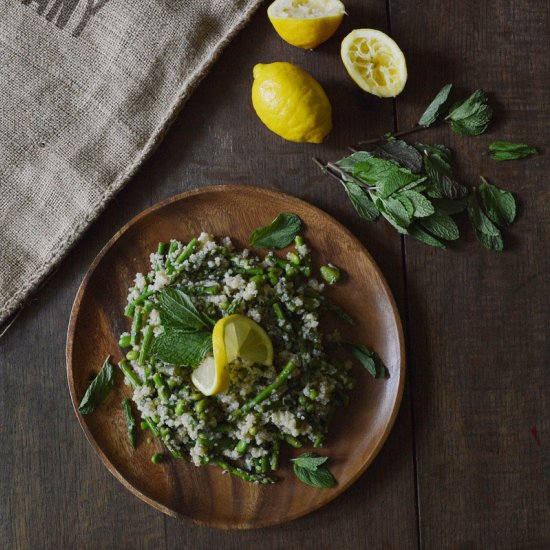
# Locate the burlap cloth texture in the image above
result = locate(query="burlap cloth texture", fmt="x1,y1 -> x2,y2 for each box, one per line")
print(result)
0,0 -> 263,325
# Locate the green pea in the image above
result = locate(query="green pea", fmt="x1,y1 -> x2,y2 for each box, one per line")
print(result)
287,252 -> 300,265
125,350 -> 139,361
320,264 -> 341,284
118,334 -> 131,348
151,453 -> 163,464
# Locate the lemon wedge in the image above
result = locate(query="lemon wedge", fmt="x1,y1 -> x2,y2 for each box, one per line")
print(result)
191,314 -> 273,396
267,0 -> 345,49
341,28 -> 407,98
252,62 -> 332,143
190,356 -> 223,397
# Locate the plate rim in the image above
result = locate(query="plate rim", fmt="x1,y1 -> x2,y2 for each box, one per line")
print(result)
66,184 -> 406,529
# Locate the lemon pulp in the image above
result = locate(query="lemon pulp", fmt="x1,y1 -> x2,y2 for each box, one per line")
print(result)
267,0 -> 345,49
341,28 -> 407,98
191,314 -> 273,396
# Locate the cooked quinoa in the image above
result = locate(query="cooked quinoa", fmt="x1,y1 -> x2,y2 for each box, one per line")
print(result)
119,232 -> 355,482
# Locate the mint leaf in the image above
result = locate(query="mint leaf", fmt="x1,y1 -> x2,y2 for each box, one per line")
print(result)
477,177 -> 516,226
419,213 -> 460,241
418,83 -> 453,127
79,357 -> 115,415
467,195 -> 503,251
415,143 -> 452,164
409,224 -> 446,249
372,139 -> 423,173
158,288 -> 214,330
476,230 -> 504,251
445,89 -> 493,136
488,141 -> 538,161
152,329 -> 212,366
383,196 -> 413,227
291,453 -> 329,470
337,152 -> 424,198
341,180 -> 379,221
423,153 -> 467,199
375,198 -> 409,234
400,190 -> 435,218
430,197 -> 468,215
249,213 -> 302,249
292,453 -> 336,489
122,398 -> 136,448
341,342 -> 389,378
396,194 -> 415,217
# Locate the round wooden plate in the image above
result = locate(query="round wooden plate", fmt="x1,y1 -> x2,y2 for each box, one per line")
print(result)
66,185 -> 405,529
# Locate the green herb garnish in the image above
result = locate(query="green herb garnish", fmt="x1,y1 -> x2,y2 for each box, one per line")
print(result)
488,141 -> 538,161
157,287 -> 214,330
445,89 -> 493,136
342,342 -> 389,379
477,177 -> 516,226
418,83 -> 453,127
78,356 -> 115,415
122,398 -> 136,448
151,329 -> 212,366
292,452 -> 336,489
249,213 -> 302,249
465,177 -> 516,252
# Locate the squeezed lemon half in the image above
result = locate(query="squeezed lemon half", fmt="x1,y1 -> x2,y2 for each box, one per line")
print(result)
252,62 -> 332,143
341,28 -> 407,98
191,314 -> 273,396
267,0 -> 346,49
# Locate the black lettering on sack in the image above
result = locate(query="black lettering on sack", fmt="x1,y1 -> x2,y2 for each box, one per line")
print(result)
21,0 -> 50,15
46,0 -> 80,30
19,0 -> 112,37
72,0 -> 110,37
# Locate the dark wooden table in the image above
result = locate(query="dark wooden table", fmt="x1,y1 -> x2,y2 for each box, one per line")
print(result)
1,1 -> 549,548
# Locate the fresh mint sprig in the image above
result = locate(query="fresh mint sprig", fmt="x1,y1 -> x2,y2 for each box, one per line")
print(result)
341,342 -> 389,379
249,212 -> 302,249
152,288 -> 214,366
157,287 -> 214,330
291,452 -> 336,489
151,329 -> 212,367
445,89 -> 493,136
418,83 -> 453,127
488,141 -> 538,161
78,356 -> 115,415
315,144 -> 517,251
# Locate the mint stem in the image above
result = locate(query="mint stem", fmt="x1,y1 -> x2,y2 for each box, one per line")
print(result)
357,124 -> 429,146
312,158 -> 376,191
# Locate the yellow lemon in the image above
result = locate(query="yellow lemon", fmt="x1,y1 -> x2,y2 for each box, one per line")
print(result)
190,355 -> 224,397
267,0 -> 346,49
252,62 -> 332,143
341,28 -> 407,98
191,314 -> 273,396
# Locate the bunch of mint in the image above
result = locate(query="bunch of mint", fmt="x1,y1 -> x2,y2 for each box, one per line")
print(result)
316,85 -> 537,251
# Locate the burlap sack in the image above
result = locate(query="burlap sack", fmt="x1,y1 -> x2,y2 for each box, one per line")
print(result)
0,0 -> 262,326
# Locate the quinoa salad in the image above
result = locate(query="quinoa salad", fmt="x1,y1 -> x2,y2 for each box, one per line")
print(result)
111,220 -> 387,485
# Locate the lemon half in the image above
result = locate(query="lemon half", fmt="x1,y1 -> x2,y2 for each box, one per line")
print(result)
252,62 -> 332,143
191,314 -> 273,396
341,28 -> 407,98
267,0 -> 345,49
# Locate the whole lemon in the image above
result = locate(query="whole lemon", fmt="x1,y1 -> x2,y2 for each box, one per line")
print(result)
251,62 -> 332,144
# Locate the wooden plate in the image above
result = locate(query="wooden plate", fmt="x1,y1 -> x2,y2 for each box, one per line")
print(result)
66,185 -> 405,529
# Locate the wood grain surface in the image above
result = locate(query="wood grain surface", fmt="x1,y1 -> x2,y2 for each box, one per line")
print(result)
66,186 -> 405,529
1,0 -> 548,547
